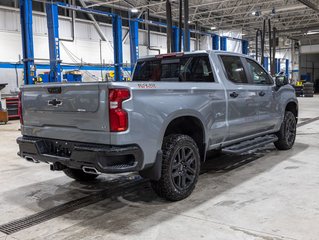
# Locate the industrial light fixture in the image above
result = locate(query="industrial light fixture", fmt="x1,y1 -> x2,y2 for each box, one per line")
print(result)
210,26 -> 216,30
306,30 -> 319,35
188,20 -> 191,24
131,8 -> 138,13
252,11 -> 260,16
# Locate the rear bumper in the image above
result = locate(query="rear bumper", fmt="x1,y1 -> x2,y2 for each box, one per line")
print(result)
17,136 -> 144,173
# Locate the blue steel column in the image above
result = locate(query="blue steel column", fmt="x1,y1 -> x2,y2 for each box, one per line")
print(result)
212,35 -> 219,50
275,58 -> 280,74
285,59 -> 289,78
220,36 -> 227,51
46,3 -> 62,82
263,57 -> 269,71
112,15 -> 123,81
129,19 -> 139,73
19,0 -> 36,84
172,27 -> 180,52
242,40 -> 248,54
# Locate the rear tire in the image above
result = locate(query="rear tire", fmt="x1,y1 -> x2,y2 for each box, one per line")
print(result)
274,111 -> 297,150
151,134 -> 200,201
63,168 -> 98,181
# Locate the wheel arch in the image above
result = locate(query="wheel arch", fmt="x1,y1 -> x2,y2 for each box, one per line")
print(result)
162,115 -> 206,162
285,101 -> 298,122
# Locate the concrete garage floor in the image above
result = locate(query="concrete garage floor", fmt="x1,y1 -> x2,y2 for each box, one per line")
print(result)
0,97 -> 319,240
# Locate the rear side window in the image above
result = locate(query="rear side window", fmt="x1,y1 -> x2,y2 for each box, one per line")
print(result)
133,55 -> 214,82
220,55 -> 248,84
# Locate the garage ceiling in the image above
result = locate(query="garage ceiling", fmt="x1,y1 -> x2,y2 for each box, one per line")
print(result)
84,0 -> 319,39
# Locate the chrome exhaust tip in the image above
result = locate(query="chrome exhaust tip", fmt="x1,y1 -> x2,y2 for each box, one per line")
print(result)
25,156 -> 39,163
82,166 -> 101,175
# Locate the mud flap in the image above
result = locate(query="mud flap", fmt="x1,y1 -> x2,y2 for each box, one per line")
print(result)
139,150 -> 163,181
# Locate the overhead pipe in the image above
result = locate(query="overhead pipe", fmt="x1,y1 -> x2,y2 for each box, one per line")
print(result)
261,19 -> 266,66
178,0 -> 183,51
271,27 -> 277,76
268,19 -> 272,71
296,0 -> 319,12
146,9 -> 161,54
184,0 -> 190,51
166,0 -> 173,53
255,29 -> 262,61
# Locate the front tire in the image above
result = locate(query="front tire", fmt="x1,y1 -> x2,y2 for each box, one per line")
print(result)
274,111 -> 297,150
63,168 -> 98,181
151,134 -> 200,201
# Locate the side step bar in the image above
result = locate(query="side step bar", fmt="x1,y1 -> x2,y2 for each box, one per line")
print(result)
222,134 -> 278,155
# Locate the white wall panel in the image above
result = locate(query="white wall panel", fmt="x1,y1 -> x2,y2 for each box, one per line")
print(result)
33,15 -> 47,35
199,35 -> 212,50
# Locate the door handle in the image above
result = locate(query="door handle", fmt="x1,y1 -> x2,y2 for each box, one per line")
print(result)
259,91 -> 266,97
230,92 -> 239,98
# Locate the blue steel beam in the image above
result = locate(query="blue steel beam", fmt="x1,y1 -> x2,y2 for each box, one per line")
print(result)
46,3 -> 62,82
263,57 -> 269,72
212,35 -> 219,50
220,36 -> 227,51
19,0 -> 36,84
112,15 -> 123,81
129,19 -> 139,73
172,26 -> 180,52
285,59 -> 289,78
242,40 -> 248,55
275,58 -> 280,74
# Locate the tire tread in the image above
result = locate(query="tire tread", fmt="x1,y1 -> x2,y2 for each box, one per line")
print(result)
151,134 -> 200,201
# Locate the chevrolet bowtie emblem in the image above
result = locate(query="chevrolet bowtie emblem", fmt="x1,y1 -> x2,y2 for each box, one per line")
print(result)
48,98 -> 62,107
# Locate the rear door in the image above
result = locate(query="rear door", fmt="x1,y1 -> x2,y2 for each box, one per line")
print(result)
133,53 -> 228,146
219,54 -> 261,141
244,58 -> 281,131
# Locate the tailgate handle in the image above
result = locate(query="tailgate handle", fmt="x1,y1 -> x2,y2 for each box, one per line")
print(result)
47,87 -> 62,94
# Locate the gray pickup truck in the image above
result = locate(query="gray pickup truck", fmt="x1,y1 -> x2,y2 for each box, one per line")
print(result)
17,50 -> 298,201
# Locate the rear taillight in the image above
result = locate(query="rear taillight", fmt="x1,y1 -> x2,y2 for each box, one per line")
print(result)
18,91 -> 23,125
109,88 -> 130,132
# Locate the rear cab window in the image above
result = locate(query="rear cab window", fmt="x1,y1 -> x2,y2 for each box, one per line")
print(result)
132,54 -> 215,82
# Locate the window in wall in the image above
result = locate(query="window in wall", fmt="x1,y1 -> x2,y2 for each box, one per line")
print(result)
220,55 -> 248,84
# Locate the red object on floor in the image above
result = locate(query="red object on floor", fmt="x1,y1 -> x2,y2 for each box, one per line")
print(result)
5,96 -> 20,120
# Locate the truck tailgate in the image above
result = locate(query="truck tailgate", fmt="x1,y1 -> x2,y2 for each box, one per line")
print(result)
22,83 -> 109,132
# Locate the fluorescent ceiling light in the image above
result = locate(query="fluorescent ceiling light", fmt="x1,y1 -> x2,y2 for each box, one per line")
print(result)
131,8 -> 138,13
307,31 -> 319,35
210,26 -> 216,30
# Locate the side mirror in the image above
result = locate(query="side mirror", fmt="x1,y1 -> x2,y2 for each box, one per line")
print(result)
275,76 -> 288,87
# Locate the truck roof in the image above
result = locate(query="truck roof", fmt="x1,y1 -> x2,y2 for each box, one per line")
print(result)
138,50 -> 248,61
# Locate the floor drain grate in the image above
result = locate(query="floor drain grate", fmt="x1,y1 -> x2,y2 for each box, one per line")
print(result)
0,178 -> 148,235
297,116 -> 319,128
